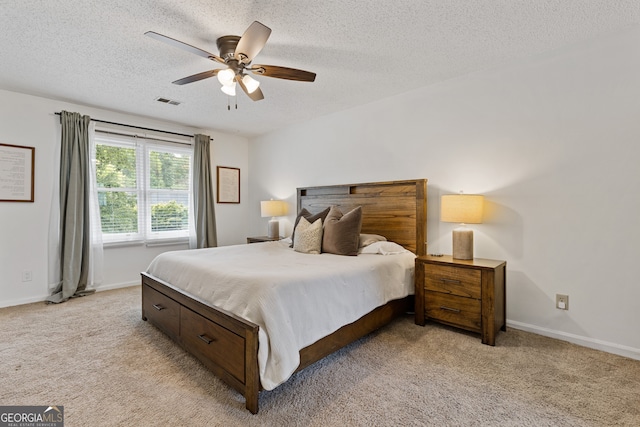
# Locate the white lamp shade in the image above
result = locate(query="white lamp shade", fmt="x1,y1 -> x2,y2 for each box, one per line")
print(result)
220,82 -> 236,96
242,74 -> 260,93
260,200 -> 286,218
440,194 -> 484,224
217,68 -> 236,86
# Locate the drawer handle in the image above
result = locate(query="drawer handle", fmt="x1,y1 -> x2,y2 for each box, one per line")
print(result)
440,278 -> 461,285
440,306 -> 461,313
152,304 -> 165,311
198,334 -> 215,345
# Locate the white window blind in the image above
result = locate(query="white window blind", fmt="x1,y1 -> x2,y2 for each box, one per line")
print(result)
93,131 -> 192,244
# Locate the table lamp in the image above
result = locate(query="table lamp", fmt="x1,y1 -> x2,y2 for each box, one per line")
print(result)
260,200 -> 287,239
440,194 -> 484,260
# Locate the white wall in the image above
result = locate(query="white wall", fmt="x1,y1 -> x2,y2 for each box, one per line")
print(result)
248,27 -> 640,359
0,89 -> 249,307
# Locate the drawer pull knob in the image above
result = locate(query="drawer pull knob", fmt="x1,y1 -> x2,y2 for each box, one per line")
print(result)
440,278 -> 461,285
198,334 -> 215,345
440,306 -> 461,313
153,304 -> 165,311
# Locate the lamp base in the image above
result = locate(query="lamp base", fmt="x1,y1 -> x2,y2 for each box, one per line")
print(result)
452,227 -> 473,260
267,219 -> 280,239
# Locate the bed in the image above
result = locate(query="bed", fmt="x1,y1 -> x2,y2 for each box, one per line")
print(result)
141,179 -> 427,413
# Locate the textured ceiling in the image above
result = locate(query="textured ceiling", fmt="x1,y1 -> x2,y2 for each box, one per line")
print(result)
1,1 -> 639,137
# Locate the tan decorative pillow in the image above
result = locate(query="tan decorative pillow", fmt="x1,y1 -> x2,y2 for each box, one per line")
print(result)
290,207 -> 331,248
292,217 -> 323,254
322,206 -> 363,256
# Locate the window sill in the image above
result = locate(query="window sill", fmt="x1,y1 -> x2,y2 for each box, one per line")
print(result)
145,238 -> 189,247
103,240 -> 145,249
103,238 -> 189,249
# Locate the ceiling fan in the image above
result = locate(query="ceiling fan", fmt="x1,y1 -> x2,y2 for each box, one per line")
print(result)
145,21 -> 316,103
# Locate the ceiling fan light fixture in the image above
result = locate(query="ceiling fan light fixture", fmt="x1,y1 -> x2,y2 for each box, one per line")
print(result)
220,82 -> 236,96
217,68 -> 236,86
242,74 -> 260,94
147,21 -> 315,104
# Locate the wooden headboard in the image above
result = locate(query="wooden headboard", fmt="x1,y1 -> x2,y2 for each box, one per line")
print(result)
297,179 -> 427,256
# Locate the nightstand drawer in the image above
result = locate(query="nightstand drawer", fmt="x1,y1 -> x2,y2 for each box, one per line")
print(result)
425,291 -> 481,332
423,264 -> 481,299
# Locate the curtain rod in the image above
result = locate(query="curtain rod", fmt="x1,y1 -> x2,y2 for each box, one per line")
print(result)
94,129 -> 192,146
54,112 -> 193,138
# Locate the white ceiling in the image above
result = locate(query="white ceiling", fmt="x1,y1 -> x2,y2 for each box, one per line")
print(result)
1,1 -> 639,138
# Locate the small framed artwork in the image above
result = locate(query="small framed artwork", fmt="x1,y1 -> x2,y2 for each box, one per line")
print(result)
0,143 -> 35,202
217,166 -> 240,204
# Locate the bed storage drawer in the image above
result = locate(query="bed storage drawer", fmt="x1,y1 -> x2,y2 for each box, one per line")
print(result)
180,307 -> 246,383
424,291 -> 481,333
143,285 -> 180,340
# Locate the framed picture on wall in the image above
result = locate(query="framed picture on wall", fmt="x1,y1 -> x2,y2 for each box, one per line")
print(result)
0,143 -> 35,202
217,166 -> 240,204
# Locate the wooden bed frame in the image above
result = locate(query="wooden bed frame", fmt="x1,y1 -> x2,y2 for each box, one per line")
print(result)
141,179 -> 427,413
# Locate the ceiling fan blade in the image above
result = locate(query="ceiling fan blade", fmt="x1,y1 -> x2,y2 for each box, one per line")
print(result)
250,64 -> 316,82
145,31 -> 225,63
236,75 -> 264,101
234,21 -> 271,64
172,69 -> 220,85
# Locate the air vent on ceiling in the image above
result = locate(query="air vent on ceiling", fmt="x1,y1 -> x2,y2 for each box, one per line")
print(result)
155,97 -> 181,106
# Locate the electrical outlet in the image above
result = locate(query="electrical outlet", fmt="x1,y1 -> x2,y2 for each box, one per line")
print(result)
556,294 -> 569,310
22,270 -> 33,282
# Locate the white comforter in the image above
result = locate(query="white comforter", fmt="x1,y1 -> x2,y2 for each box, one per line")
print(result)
146,240 -> 415,390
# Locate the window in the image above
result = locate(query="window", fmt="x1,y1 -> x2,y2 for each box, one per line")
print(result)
94,133 -> 192,243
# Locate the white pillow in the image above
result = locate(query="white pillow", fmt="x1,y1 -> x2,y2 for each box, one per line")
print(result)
359,233 -> 387,248
359,241 -> 408,255
279,236 -> 293,245
292,217 -> 323,254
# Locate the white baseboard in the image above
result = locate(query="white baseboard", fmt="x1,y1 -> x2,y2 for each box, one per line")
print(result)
0,293 -> 51,308
0,281 -> 139,308
95,281 -> 140,292
508,320 -> 640,361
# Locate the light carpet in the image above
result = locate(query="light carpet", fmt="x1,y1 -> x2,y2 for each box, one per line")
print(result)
1,286 -> 638,426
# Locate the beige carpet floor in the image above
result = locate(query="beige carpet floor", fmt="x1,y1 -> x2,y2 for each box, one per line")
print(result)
1,286 -> 638,426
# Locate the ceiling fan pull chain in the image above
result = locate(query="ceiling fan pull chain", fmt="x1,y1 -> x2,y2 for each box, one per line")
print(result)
227,96 -> 230,111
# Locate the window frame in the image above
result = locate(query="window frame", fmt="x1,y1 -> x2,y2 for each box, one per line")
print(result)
145,144 -> 192,242
94,133 -> 193,245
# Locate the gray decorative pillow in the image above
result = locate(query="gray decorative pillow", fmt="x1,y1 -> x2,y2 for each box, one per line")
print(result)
290,207 -> 330,247
322,206 -> 363,256
293,217 -> 323,254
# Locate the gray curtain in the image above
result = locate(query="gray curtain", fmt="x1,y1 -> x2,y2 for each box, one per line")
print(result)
192,134 -> 217,248
47,111 -> 96,303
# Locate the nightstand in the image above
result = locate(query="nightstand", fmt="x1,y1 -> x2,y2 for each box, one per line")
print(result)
415,255 -> 506,346
246,236 -> 281,244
